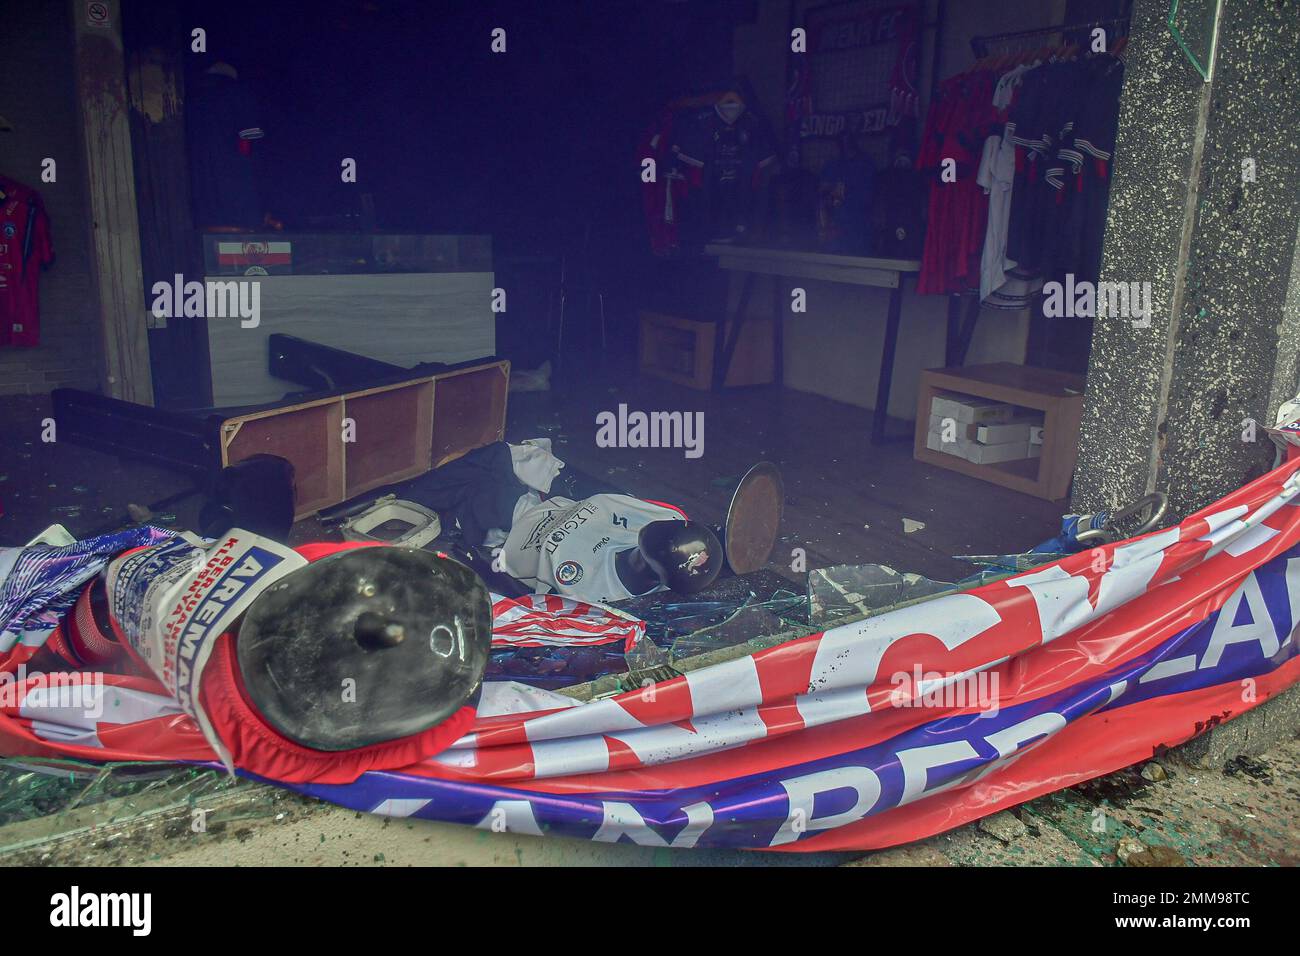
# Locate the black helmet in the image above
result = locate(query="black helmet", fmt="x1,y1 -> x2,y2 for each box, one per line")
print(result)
638,520 -> 723,594
236,547 -> 491,751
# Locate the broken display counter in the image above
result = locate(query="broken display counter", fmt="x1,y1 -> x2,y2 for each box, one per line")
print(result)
217,358 -> 508,518
50,353 -> 510,520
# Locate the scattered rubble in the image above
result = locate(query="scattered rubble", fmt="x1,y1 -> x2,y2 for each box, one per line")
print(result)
977,810 -> 1027,843
1140,761 -> 1168,782
1223,754 -> 1273,782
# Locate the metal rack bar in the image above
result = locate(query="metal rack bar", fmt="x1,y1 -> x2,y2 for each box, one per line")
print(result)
970,16 -> 1131,59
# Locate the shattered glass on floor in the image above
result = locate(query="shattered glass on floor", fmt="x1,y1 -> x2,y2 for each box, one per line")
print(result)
0,757 -> 246,845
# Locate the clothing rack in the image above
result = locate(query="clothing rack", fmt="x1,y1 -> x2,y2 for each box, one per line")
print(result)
970,17 -> 1131,60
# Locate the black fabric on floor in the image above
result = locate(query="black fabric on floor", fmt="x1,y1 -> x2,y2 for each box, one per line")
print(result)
329,441 -> 527,546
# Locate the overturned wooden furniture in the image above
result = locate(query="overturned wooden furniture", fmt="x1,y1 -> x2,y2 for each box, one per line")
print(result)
52,338 -> 510,519
219,361 -> 507,517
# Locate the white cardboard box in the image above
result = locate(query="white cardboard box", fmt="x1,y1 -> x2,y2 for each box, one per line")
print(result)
926,430 -> 966,457
931,391 -> 1017,425
976,417 -> 1041,444
928,413 -> 977,441
965,439 -> 1033,464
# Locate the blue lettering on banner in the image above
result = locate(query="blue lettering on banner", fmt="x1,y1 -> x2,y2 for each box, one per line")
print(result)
173,546 -> 287,715
112,537 -> 192,640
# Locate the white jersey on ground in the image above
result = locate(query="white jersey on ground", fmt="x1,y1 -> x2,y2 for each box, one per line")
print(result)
498,493 -> 685,605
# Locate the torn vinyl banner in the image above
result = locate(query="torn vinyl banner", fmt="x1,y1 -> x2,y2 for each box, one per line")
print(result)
3,459 -> 1300,850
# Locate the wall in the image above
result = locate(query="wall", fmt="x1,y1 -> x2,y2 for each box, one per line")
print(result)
0,2 -> 101,396
733,0 -> 1067,419
1071,0 -> 1300,518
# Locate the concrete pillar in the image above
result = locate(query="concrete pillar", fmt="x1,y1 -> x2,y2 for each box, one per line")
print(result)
1071,0 -> 1300,518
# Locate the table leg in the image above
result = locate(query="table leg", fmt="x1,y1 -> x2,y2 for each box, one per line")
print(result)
771,276 -> 785,387
714,271 -> 755,389
871,281 -> 904,444
945,293 -> 981,367
945,294 -> 961,366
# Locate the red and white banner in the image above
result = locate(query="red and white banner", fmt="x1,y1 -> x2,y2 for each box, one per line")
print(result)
3,459 -> 1300,850
489,592 -> 644,651
215,241 -> 291,267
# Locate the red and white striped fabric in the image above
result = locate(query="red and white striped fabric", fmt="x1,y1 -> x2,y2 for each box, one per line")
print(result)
489,592 -> 644,652
5,460 -> 1300,850
215,241 -> 290,267
428,458 -> 1300,791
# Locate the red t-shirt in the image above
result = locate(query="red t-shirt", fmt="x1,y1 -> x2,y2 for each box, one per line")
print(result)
0,176 -> 52,348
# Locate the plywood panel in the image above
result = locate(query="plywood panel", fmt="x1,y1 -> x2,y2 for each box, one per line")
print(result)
217,361 -> 507,517
912,364 -> 1083,501
206,272 -> 496,405
431,361 -> 509,467
638,311 -> 773,389
343,380 -> 435,498
222,400 -> 345,517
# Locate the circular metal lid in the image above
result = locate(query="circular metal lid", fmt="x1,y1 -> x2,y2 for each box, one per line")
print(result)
724,461 -> 785,575
236,547 -> 491,751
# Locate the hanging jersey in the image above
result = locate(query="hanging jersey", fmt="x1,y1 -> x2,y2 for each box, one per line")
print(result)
186,72 -> 263,229
672,104 -> 777,240
498,493 -> 686,605
0,176 -> 53,348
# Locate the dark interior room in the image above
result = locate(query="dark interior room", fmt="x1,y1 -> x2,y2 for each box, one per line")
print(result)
1,0 -> 1297,879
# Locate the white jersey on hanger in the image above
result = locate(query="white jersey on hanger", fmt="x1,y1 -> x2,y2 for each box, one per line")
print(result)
498,493 -> 686,605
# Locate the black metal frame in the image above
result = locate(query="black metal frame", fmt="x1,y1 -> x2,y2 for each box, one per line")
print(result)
50,388 -> 226,477
52,337 -> 501,477
970,15 -> 1131,59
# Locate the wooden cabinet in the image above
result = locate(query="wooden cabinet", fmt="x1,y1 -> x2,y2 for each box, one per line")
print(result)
220,359 -> 509,518
637,310 -> 773,389
913,363 -> 1085,501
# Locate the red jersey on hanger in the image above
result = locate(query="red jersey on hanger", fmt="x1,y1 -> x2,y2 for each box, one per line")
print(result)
0,176 -> 53,348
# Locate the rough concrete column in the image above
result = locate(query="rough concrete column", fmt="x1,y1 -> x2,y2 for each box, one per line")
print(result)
1072,0 -> 1300,518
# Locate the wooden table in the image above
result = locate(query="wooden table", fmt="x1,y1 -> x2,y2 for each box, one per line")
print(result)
912,362 -> 1086,501
705,245 -> 981,444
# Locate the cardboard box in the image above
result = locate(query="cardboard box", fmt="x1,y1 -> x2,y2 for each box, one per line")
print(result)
965,440 -> 1033,465
976,417 -> 1042,444
926,430 -> 966,457
930,430 -> 1035,464
928,413 -> 977,441
931,391 -> 1017,425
